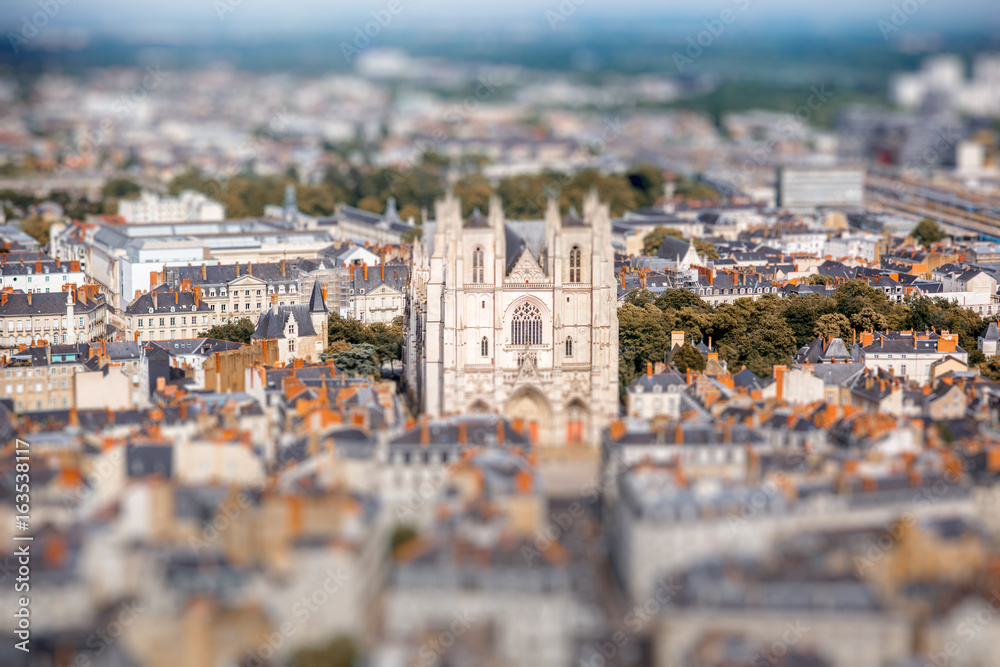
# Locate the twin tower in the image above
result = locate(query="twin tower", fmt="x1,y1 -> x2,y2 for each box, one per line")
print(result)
405,191 -> 620,447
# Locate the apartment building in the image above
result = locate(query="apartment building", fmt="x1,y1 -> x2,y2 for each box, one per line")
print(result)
0,254 -> 86,293
855,329 -> 968,384
123,284 -> 213,343
0,285 -> 107,350
348,263 -> 408,324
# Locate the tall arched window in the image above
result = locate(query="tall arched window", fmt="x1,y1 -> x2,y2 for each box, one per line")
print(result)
565,336 -> 573,356
510,302 -> 542,345
481,336 -> 489,357
569,245 -> 582,283
472,246 -> 484,283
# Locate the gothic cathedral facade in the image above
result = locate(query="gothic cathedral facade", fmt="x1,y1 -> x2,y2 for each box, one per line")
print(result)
405,191 -> 619,446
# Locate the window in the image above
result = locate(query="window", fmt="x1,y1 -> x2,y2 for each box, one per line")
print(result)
565,337 -> 573,356
510,301 -> 542,345
169,318 -> 176,326
569,246 -> 582,283
181,317 -> 186,325
159,318 -> 165,326
288,340 -> 295,352
138,319 -> 143,327
481,337 -> 489,357
472,246 -> 485,283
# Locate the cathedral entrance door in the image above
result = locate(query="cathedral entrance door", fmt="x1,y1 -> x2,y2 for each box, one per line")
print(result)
504,388 -> 552,447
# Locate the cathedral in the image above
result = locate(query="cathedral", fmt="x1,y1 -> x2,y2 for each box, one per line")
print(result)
404,191 -> 620,446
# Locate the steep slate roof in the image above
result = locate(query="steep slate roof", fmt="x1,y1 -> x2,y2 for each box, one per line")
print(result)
629,370 -> 687,392
124,285 -> 211,316
307,280 -> 328,313
349,264 -> 408,294
464,208 -> 489,229
252,305 -> 317,340
148,338 -> 244,358
0,290 -> 104,316
656,235 -> 692,261
732,367 -> 764,391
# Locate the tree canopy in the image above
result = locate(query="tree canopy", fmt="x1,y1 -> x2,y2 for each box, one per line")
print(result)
200,318 -> 256,344
616,284 -> 990,402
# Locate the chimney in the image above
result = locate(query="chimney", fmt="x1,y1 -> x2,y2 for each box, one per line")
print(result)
458,421 -> 468,444
381,264 -> 385,280
647,361 -> 653,377
152,291 -> 158,309
420,418 -> 429,446
201,264 -> 207,280
194,286 -> 201,307
174,291 -> 178,304
235,262 -> 240,276
859,331 -> 875,347
774,365 -> 786,400
620,273 -> 626,289
280,259 -> 286,277
248,263 -> 253,276
937,331 -> 958,353
363,263 -> 368,280
35,261 -> 41,273
26,292 -> 31,306
270,293 -> 278,315
150,270 -> 159,288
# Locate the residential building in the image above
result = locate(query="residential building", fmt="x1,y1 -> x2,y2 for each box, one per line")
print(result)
855,330 -> 968,384
251,281 -> 330,363
0,285 -> 107,349
123,284 -> 213,342
117,190 -> 226,223
0,254 -> 86,293
347,263 -> 408,324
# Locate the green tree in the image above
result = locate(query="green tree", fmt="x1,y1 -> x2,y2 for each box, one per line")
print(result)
333,343 -> 380,377
290,636 -> 358,667
806,273 -> 834,286
780,294 -> 836,348
851,306 -> 888,333
642,227 -> 669,256
328,313 -> 372,347
655,289 -> 712,313
618,303 -> 671,396
102,178 -> 141,199
979,355 -> 1000,381
968,349 -> 986,367
201,318 -> 255,344
625,164 -> 665,208
813,313 -> 852,341
19,215 -> 51,247
912,218 -> 946,248
673,343 -> 706,374
453,174 -> 494,217
833,279 -> 892,321
369,316 -> 405,369
693,239 -> 719,260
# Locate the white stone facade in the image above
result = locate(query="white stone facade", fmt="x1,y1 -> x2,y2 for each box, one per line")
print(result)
406,193 -> 619,447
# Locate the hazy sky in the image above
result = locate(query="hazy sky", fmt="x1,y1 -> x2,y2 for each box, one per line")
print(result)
3,0 -> 999,36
